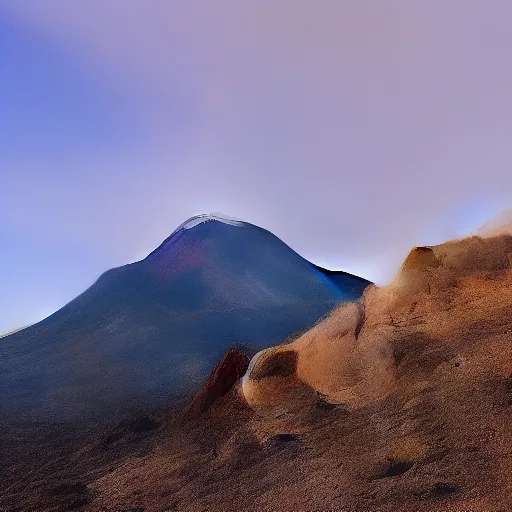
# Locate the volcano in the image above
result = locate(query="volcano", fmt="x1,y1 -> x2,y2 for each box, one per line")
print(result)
0,214 -> 369,420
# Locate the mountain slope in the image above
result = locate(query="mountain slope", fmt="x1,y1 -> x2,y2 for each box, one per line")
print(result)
0,214 -> 369,420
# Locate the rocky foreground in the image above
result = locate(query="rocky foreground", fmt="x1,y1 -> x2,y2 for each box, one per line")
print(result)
3,233 -> 512,511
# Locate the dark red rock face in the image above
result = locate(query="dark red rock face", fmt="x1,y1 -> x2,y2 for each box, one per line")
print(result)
183,348 -> 250,419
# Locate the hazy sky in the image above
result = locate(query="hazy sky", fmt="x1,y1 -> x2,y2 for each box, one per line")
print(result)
2,1 -> 512,332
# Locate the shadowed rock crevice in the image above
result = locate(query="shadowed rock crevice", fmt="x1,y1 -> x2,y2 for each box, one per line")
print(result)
415,482 -> 459,500
432,482 -> 458,497
315,392 -> 338,410
379,459 -> 414,478
354,302 -> 366,339
250,350 -> 298,380
264,433 -> 302,456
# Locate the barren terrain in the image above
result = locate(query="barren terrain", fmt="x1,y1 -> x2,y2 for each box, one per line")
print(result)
3,233 -> 512,511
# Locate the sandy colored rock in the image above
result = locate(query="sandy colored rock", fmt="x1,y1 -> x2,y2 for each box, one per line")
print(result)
243,300 -> 395,411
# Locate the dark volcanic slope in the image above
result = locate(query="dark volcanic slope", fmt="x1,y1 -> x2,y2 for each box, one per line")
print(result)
0,215 -> 370,420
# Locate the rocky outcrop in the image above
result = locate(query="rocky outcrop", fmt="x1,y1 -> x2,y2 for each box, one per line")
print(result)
242,299 -> 395,414
182,348 -> 250,419
243,233 -> 512,418
400,246 -> 439,272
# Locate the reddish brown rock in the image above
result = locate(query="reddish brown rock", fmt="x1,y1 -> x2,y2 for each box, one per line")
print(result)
182,347 -> 250,419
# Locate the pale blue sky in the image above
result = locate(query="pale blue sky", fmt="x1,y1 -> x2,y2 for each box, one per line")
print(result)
2,1 -> 512,332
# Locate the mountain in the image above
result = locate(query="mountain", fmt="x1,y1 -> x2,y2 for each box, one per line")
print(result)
0,214 -> 370,420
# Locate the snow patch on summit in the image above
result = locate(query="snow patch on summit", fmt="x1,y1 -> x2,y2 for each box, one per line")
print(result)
168,213 -> 244,239
182,213 -> 244,230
